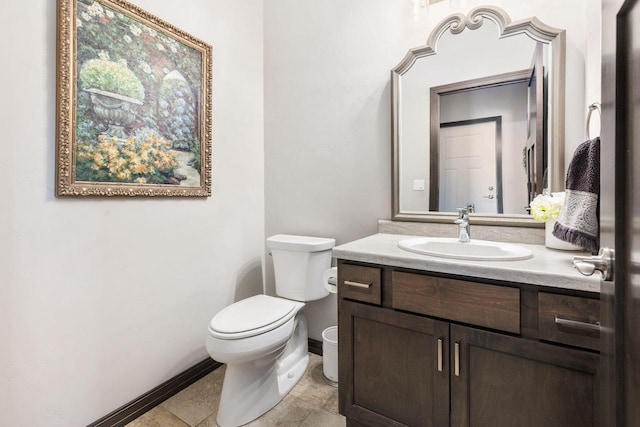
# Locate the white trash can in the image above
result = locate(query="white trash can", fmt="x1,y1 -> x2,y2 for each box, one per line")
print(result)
322,326 -> 338,387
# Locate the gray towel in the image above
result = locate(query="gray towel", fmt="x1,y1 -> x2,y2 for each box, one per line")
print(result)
552,138 -> 600,251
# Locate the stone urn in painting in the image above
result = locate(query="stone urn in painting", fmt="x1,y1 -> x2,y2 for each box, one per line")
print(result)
85,88 -> 143,138
79,59 -> 145,139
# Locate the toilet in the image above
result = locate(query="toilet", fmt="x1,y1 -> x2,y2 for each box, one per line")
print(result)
206,234 -> 335,427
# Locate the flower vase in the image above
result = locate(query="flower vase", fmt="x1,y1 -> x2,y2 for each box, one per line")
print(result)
545,220 -> 583,250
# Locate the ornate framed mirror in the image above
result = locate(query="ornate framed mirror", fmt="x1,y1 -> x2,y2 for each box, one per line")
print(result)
392,6 -> 565,226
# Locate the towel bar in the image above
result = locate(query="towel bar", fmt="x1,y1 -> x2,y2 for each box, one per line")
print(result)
586,102 -> 601,140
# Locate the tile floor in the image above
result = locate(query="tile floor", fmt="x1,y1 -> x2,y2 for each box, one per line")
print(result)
125,354 -> 345,427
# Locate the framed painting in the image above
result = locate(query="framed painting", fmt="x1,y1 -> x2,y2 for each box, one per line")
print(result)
56,0 -> 212,197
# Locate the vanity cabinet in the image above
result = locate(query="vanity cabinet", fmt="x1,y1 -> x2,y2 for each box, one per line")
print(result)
338,261 -> 600,427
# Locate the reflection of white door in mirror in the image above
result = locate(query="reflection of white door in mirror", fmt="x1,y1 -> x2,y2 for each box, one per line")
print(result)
439,121 -> 498,214
428,72 -> 530,215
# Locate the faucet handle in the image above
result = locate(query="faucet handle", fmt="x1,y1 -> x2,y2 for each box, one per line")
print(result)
465,203 -> 475,213
456,207 -> 469,219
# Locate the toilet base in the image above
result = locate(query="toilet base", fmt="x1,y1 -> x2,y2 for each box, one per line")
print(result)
215,315 -> 309,427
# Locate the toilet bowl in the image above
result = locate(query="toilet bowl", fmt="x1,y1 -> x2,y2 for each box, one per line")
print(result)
206,295 -> 308,427
206,235 -> 335,427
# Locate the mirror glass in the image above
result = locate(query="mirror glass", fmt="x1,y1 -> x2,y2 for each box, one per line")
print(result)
392,6 -> 565,225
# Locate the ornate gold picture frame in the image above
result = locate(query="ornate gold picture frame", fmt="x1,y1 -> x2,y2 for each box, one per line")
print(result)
56,0 -> 212,197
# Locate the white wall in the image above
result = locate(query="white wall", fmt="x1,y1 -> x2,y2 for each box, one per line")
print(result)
264,0 -> 600,340
585,0 -> 603,140
264,0 -> 400,340
0,1 -> 264,425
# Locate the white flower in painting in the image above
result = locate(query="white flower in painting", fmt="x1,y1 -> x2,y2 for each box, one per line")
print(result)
129,24 -> 142,36
105,9 -> 114,19
117,58 -> 128,68
156,43 -> 166,52
162,67 -> 170,74
98,50 -> 110,61
76,17 -> 83,28
170,41 -> 181,52
147,27 -> 157,37
81,12 -> 92,21
123,35 -> 132,44
139,62 -> 152,74
87,2 -> 105,17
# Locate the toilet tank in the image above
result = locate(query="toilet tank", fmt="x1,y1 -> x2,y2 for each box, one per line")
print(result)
267,234 -> 335,302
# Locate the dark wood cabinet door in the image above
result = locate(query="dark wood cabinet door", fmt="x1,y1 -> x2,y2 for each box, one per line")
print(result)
450,324 -> 599,427
339,299 -> 449,427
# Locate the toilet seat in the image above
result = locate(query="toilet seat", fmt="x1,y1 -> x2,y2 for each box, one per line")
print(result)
209,295 -> 302,340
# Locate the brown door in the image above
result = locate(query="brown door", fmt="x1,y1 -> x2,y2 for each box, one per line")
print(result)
450,324 -> 599,427
601,0 -> 640,425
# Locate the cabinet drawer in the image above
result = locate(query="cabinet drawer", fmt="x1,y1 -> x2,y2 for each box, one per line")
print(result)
339,264 -> 381,305
538,293 -> 600,351
392,271 -> 520,334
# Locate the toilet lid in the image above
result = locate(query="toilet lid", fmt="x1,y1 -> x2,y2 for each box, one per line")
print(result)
210,295 -> 299,336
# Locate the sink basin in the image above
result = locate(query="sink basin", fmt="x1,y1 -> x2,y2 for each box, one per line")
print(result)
398,237 -> 534,261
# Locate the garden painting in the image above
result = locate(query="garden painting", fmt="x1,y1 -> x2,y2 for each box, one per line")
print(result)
56,0 -> 212,197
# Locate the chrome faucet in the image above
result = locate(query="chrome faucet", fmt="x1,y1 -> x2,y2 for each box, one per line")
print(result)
455,207 -> 471,242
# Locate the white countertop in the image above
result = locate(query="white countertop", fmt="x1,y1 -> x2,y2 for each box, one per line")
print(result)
332,233 -> 600,294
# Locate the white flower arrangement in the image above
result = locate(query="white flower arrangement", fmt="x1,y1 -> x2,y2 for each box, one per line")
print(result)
530,192 -> 565,222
